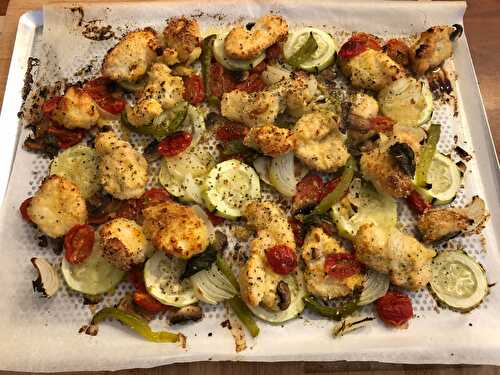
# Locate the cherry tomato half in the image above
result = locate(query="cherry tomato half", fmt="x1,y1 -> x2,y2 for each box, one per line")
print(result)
321,177 -> 341,200
215,121 -> 249,143
383,39 -> 410,67
20,197 -> 33,223
292,175 -> 324,212
265,245 -> 297,275
115,198 -> 143,221
324,252 -> 362,279
338,33 -> 381,60
41,96 -> 62,117
406,190 -> 432,215
288,218 -> 305,247
64,224 -> 95,264
183,74 -> 205,105
368,116 -> 394,133
157,131 -> 192,157
46,126 -> 85,149
376,290 -> 413,327
128,266 -> 146,291
83,77 -> 126,114
133,290 -> 168,313
209,63 -> 236,98
204,209 -> 225,226
141,188 -> 171,209
266,43 -> 283,61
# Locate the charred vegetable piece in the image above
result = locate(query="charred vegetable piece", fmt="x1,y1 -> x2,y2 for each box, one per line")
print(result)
415,123 -> 441,187
303,294 -> 359,321
31,257 -> 60,298
169,305 -> 203,324
201,34 -> 218,105
91,307 -> 182,343
389,142 -> 415,177
286,32 -> 318,68
333,315 -> 374,337
181,246 -> 217,279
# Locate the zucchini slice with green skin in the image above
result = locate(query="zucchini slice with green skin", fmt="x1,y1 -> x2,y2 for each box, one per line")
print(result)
429,250 -> 489,312
378,77 -> 433,127
246,271 -> 306,323
331,178 -> 397,239
50,145 -> 100,199
144,251 -> 198,308
203,159 -> 261,219
61,235 -> 125,296
283,27 -> 337,72
414,152 -> 461,205
213,33 -> 265,71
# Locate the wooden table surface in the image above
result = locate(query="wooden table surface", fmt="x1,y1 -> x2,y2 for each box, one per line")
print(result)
0,1 -> 499,374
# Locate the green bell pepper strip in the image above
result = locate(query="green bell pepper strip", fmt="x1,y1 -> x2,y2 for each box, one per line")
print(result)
303,295 -> 359,321
287,32 -> 318,68
216,255 -> 259,337
121,104 -> 188,141
304,157 -> 356,220
201,34 -> 219,106
415,123 -> 441,187
228,296 -> 260,337
91,307 -> 181,343
216,255 -> 240,292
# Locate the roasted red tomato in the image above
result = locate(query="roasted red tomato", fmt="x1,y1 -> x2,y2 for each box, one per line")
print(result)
376,290 -> 413,327
265,245 -> 297,275
46,126 -> 85,149
368,116 -> 394,133
183,74 -> 205,105
383,39 -> 410,67
407,190 -> 432,215
204,209 -> 225,226
235,74 -> 267,93
266,43 -> 283,61
83,77 -> 126,114
115,198 -> 143,221
339,33 -> 381,60
321,177 -> 341,200
324,252 -> 362,279
141,188 -> 171,208
19,197 -> 33,223
292,174 -> 325,213
41,96 -> 62,118
157,131 -> 192,157
215,121 -> 249,143
133,290 -> 168,313
128,266 -> 146,291
64,224 -> 95,264
209,63 -> 236,98
288,218 -> 305,247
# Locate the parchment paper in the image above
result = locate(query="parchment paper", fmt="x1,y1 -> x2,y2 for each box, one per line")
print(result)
2,1 -> 500,372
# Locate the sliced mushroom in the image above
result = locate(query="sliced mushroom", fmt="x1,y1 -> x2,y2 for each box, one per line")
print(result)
212,230 -> 228,253
169,305 -> 203,324
31,257 -> 60,298
276,280 -> 291,311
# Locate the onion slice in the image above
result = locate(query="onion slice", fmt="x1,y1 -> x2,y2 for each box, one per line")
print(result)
268,152 -> 298,197
253,157 -> 272,185
358,270 -> 390,306
192,204 -> 215,241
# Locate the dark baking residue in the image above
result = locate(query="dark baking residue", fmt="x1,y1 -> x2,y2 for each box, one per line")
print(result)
22,57 -> 40,101
454,146 -> 472,161
221,319 -> 232,329
69,6 -> 115,41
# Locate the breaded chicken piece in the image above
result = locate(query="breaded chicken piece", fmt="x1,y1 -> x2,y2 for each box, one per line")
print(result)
224,15 -> 288,60
360,126 -> 424,198
360,145 -> 413,199
142,201 -> 209,259
95,132 -> 148,200
27,175 -> 87,238
273,74 -> 319,119
340,48 -> 406,91
347,92 -> 379,130
102,29 -> 160,82
50,87 -> 99,130
221,89 -> 281,127
410,26 -> 456,76
163,17 -> 201,64
417,196 -> 489,243
126,63 -> 185,127
293,111 -> 349,172
302,227 -> 364,300
239,201 -> 296,310
354,224 -> 435,290
243,124 -> 295,157
99,218 -> 150,271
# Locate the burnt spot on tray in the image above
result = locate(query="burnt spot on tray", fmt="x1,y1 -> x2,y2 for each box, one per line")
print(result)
22,57 -> 40,101
69,6 -> 115,41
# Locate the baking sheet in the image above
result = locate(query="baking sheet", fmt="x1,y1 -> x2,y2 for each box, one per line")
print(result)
1,1 -> 500,372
